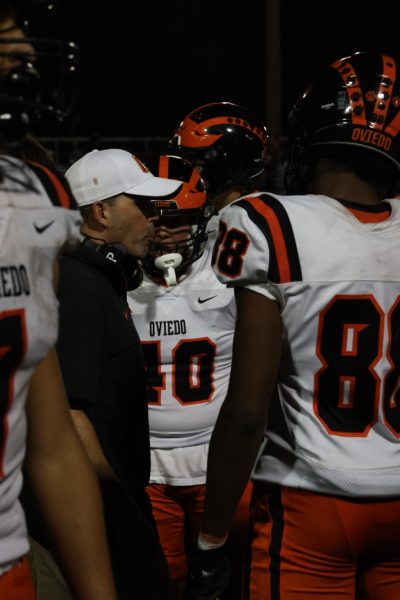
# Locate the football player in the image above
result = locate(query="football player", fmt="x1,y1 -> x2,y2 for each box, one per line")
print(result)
189,51 -> 400,599
129,119 -> 267,597
128,154 -> 249,597
167,102 -> 268,597
0,2 -> 116,598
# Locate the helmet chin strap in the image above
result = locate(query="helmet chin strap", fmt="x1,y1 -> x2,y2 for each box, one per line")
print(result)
154,253 -> 183,287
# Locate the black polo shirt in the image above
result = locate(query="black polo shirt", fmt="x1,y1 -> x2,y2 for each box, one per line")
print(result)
57,243 -> 150,495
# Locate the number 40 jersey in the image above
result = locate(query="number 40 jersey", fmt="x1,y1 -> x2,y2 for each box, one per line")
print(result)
213,191 -> 400,498
128,239 -> 236,451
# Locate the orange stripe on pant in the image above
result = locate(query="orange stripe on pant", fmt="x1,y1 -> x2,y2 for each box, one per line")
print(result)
247,485 -> 400,599
0,556 -> 36,600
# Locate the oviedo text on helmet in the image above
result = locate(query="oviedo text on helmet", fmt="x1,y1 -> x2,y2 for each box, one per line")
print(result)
351,128 -> 392,150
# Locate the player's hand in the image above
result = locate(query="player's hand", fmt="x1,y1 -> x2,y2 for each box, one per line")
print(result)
184,544 -> 230,600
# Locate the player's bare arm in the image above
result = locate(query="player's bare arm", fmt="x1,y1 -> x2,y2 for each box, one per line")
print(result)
24,348 -> 117,600
70,409 -> 120,482
201,287 -> 282,538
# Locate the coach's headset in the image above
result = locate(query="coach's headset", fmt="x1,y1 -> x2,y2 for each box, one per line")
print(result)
81,234 -> 144,290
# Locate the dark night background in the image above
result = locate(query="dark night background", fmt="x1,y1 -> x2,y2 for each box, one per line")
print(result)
32,1 -> 400,144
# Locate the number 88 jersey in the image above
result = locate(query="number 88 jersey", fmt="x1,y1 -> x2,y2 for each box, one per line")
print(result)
213,191 -> 400,498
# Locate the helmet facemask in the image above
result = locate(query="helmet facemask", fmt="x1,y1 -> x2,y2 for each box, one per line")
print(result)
140,155 -> 213,286
0,32 -> 79,144
142,207 -> 212,286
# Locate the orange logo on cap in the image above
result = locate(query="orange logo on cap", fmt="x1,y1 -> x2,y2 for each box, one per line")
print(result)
131,155 -> 149,173
154,201 -> 172,207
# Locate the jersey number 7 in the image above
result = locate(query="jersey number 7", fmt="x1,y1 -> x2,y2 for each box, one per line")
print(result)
0,310 -> 27,477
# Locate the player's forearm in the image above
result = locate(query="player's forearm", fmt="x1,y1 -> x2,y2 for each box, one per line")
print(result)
70,409 -> 119,482
202,289 -> 281,539
202,401 -> 265,538
26,427 -> 117,600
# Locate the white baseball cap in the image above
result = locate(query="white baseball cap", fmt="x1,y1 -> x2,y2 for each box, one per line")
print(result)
65,148 -> 182,207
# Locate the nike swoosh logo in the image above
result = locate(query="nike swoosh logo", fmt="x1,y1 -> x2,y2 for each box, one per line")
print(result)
198,295 -> 217,304
34,220 -> 55,234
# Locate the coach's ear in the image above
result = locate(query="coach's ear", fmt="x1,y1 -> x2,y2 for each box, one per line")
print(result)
90,200 -> 110,228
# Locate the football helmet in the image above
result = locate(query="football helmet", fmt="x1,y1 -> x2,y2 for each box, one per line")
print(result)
285,51 -> 400,195
168,102 -> 268,198
0,1 -> 79,145
141,155 -> 213,286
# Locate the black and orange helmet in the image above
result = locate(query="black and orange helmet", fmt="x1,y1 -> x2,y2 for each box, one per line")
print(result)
285,51 -> 400,195
169,102 -> 268,198
141,155 -> 213,278
0,0 -> 79,145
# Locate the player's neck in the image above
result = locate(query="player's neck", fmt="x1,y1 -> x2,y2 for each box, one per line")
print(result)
212,189 -> 242,212
309,168 -> 381,206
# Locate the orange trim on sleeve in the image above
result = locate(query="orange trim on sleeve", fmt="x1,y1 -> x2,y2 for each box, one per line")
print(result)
246,196 -> 291,283
30,162 -> 73,209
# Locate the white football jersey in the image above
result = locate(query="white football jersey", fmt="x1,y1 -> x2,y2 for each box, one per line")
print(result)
0,157 -> 81,564
128,232 -> 236,451
213,191 -> 400,497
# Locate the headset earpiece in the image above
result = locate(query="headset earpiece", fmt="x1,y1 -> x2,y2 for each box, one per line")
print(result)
81,236 -> 143,290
